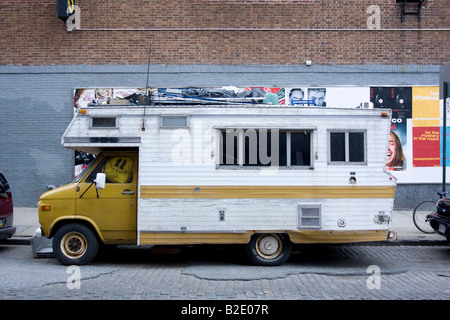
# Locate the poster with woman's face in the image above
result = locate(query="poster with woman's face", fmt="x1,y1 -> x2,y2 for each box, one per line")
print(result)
387,130 -> 405,171
371,87 -> 411,171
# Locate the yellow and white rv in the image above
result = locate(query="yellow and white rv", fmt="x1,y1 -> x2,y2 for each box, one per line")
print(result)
37,103 -> 396,265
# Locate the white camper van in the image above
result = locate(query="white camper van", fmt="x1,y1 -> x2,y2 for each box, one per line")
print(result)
37,104 -> 396,265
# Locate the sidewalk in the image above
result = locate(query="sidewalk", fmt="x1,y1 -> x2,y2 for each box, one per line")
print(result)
6,207 -> 449,245
388,209 -> 446,244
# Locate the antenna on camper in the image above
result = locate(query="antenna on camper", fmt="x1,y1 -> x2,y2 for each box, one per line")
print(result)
142,44 -> 152,131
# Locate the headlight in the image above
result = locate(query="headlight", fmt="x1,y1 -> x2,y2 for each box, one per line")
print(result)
40,205 -> 52,211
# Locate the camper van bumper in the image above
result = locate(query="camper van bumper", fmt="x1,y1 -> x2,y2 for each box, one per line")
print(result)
388,231 -> 397,241
31,228 -> 54,258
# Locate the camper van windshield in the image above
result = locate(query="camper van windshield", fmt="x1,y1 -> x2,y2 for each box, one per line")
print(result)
72,159 -> 96,183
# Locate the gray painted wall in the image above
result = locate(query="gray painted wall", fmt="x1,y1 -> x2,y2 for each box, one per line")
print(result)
0,64 -> 442,208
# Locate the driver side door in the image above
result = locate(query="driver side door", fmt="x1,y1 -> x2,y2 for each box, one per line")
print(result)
76,153 -> 138,244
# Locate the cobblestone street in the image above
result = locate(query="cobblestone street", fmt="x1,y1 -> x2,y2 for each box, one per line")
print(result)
1,244 -> 450,301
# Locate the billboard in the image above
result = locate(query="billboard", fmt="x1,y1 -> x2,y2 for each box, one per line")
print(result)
73,85 -> 445,184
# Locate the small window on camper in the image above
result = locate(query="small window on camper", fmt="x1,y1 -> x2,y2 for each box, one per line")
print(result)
298,205 -> 321,229
160,116 -> 189,128
91,117 -> 117,128
218,129 -> 312,167
329,130 -> 366,165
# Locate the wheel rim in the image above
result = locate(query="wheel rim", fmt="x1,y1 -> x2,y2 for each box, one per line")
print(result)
61,231 -> 88,259
255,234 -> 282,259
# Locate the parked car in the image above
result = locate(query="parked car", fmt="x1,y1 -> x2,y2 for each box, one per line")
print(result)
429,197 -> 450,242
0,172 -> 16,240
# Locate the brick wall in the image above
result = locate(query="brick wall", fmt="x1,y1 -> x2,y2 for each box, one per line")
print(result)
0,0 -> 448,207
1,0 -> 449,66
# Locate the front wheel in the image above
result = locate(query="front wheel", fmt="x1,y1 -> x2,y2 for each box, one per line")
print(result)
246,233 -> 292,266
413,201 -> 436,234
53,223 -> 99,265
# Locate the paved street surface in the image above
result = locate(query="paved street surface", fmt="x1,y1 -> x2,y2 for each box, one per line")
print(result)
1,243 -> 450,301
1,207 -> 449,305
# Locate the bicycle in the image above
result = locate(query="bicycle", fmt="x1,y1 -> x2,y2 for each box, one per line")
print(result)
413,191 -> 448,233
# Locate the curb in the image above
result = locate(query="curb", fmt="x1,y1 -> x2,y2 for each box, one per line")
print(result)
1,237 -> 32,246
355,239 -> 449,246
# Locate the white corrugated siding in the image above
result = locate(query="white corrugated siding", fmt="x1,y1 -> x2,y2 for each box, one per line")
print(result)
62,106 -> 395,234
138,198 -> 393,232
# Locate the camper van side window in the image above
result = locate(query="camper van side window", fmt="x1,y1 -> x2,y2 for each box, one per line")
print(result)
160,116 -> 189,128
85,157 -> 134,183
218,129 -> 312,168
91,117 -> 118,128
329,130 -> 366,165
298,204 -> 321,229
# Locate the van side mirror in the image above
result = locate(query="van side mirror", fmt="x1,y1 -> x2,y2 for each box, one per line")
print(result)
95,173 -> 106,190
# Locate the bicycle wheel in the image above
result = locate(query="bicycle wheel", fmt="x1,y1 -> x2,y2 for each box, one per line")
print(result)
413,201 -> 436,234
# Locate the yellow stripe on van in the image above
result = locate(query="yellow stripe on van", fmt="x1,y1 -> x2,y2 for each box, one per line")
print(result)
138,229 -> 389,245
139,231 -> 253,245
140,185 -> 395,199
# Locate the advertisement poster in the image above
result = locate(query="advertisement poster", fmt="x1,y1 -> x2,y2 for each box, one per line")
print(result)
244,87 -> 285,105
74,88 -> 146,109
73,86 -> 443,183
76,87 -> 368,109
371,87 -> 412,171
286,88 -> 327,106
441,127 -> 450,167
412,87 -> 440,167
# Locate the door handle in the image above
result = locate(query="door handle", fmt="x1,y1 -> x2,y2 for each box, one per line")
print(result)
122,190 -> 135,195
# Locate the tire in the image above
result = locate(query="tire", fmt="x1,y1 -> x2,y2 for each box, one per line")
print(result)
246,233 -> 292,266
413,201 -> 436,234
53,223 -> 99,265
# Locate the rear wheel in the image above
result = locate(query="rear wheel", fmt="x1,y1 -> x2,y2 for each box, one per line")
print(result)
246,233 -> 292,266
53,223 -> 99,265
413,201 -> 436,234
